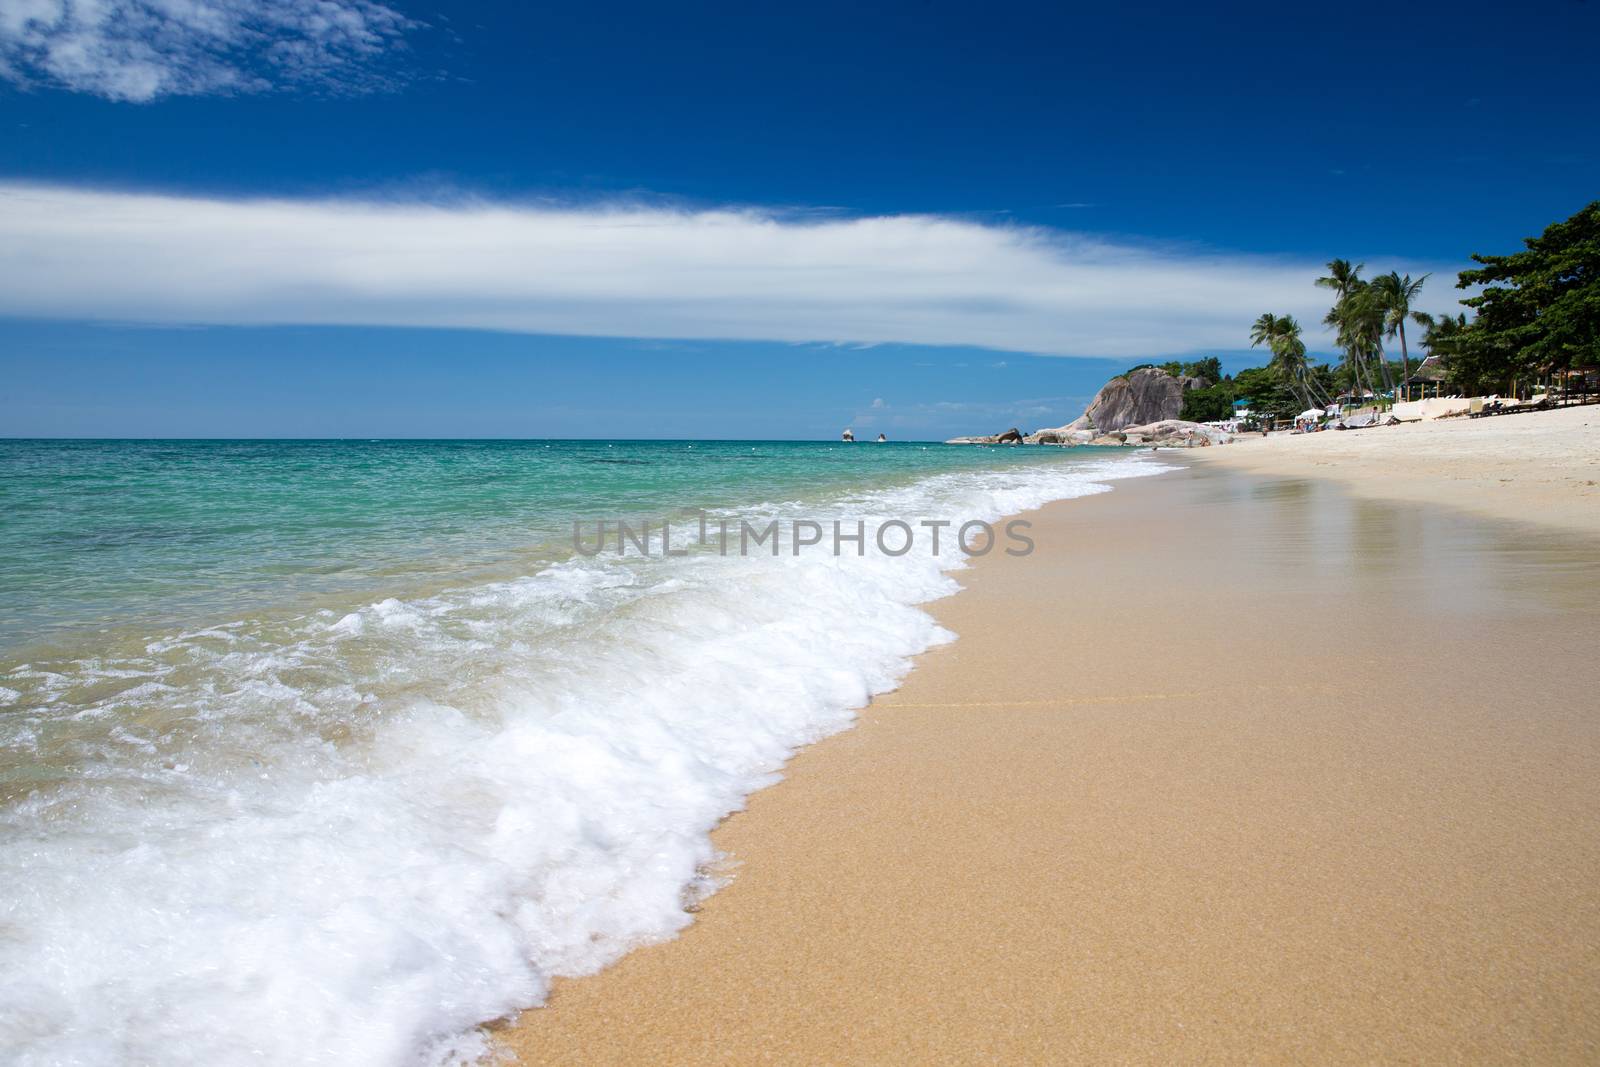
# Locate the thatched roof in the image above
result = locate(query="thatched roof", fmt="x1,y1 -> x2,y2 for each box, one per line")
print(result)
1406,354 -> 1451,384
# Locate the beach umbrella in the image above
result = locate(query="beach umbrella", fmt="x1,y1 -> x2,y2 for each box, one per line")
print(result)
1297,408 -> 1324,420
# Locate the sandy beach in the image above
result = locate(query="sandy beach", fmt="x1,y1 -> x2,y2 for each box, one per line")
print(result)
501,411 -> 1600,1063
1191,403 -> 1600,533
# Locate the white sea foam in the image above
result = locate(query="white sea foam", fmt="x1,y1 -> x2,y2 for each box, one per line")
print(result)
0,454 -> 1170,1066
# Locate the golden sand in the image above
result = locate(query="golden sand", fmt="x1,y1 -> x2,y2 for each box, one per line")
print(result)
1192,403 -> 1600,532
500,454 -> 1600,1063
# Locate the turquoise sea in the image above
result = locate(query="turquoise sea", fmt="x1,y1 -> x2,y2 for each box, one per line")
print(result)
0,438 -> 1170,1067
1,439 -> 1133,652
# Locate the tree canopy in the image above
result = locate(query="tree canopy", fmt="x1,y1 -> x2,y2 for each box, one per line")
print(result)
1456,201 -> 1600,389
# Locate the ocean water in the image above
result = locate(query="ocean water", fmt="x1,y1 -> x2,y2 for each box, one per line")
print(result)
0,439 -> 1170,1065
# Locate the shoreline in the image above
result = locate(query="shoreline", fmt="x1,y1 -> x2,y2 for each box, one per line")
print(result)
499,433 -> 1600,1063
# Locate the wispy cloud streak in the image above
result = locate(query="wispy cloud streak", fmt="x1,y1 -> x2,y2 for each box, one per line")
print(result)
0,0 -> 416,102
0,183 -> 1467,357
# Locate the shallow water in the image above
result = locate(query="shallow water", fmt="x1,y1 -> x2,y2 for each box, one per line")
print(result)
0,439 -> 1169,1065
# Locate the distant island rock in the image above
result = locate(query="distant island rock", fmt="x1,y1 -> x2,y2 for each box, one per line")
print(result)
841,428 -> 855,442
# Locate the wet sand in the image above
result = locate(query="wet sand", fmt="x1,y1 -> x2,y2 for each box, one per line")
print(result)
500,460 -> 1600,1063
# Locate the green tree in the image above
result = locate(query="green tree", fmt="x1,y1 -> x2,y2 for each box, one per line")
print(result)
1456,201 -> 1600,392
1317,260 -> 1365,392
1318,260 -> 1393,400
1248,313 -> 1318,408
1233,365 -> 1298,424
1406,311 -> 1472,389
1416,311 -> 1470,363
1372,271 -> 1428,397
1271,315 -> 1313,404
1249,312 -> 1281,353
1181,355 -> 1223,384
1179,381 -> 1236,422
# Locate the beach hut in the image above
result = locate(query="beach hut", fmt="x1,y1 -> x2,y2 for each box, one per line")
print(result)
1554,365 -> 1599,405
1403,354 -> 1452,402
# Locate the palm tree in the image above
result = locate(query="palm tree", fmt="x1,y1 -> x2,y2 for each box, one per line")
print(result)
1416,311 -> 1468,357
1334,284 -> 1390,400
1372,271 -> 1429,400
1412,311 -> 1470,387
1249,311 -> 1282,353
1272,315 -> 1317,408
1316,259 -> 1364,302
1249,312 -> 1317,409
1317,260 -> 1373,397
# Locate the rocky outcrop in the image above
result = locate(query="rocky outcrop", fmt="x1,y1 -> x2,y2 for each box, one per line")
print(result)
949,368 -> 1232,448
841,428 -> 855,442
1026,420 -> 1231,448
1049,367 -> 1205,436
947,426 -> 1024,445
1119,420 -> 1233,447
1023,427 -> 1097,446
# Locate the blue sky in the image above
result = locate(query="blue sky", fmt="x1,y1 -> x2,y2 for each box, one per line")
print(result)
2,0 -> 1596,439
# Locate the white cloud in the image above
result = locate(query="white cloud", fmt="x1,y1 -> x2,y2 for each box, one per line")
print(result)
0,0 -> 416,102
0,182 -> 1470,357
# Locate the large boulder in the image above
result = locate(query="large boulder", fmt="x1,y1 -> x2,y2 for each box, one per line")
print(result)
1077,368 -> 1199,431
950,369 -> 1215,445
1031,367 -> 1206,440
1122,419 -> 1234,447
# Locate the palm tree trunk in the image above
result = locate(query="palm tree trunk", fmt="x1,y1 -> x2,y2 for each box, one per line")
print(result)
1375,346 -> 1394,406
1349,347 -> 1366,400
1397,322 -> 1411,405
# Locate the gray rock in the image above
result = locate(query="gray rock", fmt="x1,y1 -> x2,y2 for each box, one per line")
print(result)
1122,419 -> 1234,447
1078,368 -> 1195,432
1025,366 -> 1206,442
949,369 -> 1223,446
